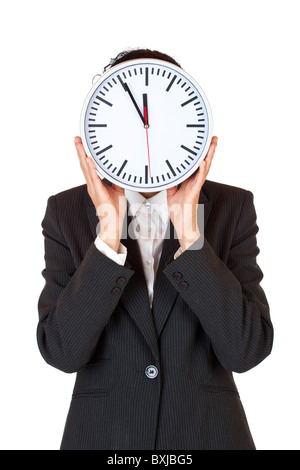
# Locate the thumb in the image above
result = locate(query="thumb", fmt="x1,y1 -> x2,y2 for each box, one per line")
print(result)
166,186 -> 178,199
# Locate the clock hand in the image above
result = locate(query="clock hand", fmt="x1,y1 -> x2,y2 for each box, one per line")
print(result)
143,93 -> 149,128
143,93 -> 152,178
117,75 -> 145,125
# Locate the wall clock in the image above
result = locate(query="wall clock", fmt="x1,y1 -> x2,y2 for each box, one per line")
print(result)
80,58 -> 213,192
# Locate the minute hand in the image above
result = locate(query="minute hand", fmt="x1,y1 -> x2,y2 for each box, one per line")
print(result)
117,75 -> 145,125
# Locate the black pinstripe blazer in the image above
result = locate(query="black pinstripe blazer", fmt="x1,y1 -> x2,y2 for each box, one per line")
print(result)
37,180 -> 273,450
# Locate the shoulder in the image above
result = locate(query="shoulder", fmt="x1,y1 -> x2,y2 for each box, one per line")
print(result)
202,179 -> 254,209
43,184 -> 90,230
50,184 -> 88,204
46,184 -> 90,215
203,180 -> 252,200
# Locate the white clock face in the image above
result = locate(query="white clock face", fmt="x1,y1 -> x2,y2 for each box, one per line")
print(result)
80,58 -> 213,192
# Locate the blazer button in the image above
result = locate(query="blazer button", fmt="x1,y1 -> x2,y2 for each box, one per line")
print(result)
172,272 -> 183,280
179,281 -> 189,290
111,287 -> 121,296
116,277 -> 126,286
145,365 -> 158,379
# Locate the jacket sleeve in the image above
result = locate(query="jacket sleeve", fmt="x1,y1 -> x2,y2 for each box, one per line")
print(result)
163,190 -> 273,373
37,195 -> 134,373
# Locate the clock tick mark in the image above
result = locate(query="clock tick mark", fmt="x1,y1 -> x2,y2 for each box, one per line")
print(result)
186,124 -> 204,128
117,159 -> 128,177
145,67 -> 149,86
181,145 -> 197,156
96,145 -> 113,156
166,75 -> 177,92
166,159 -> 176,177
96,96 -> 113,107
181,95 -> 197,107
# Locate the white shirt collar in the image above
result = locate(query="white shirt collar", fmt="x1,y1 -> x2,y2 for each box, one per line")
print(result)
125,190 -> 168,220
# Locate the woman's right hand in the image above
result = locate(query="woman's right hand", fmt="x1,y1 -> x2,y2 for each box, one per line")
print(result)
75,136 -> 127,252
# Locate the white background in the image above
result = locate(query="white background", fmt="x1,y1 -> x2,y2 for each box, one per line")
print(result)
0,0 -> 299,450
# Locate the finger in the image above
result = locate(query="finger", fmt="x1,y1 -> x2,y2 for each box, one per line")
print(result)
194,159 -> 207,188
74,136 -> 93,186
204,136 -> 218,174
74,136 -> 87,163
166,186 -> 178,199
86,156 -> 104,192
111,183 -> 125,195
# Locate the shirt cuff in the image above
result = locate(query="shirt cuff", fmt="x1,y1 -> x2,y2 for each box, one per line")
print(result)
94,236 -> 127,266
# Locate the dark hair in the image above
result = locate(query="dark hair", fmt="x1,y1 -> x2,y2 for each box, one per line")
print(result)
103,48 -> 181,72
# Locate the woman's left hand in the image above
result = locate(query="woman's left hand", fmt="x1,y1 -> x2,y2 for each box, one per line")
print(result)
166,136 -> 218,251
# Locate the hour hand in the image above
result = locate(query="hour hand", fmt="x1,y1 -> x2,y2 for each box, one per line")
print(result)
143,94 -> 149,128
117,75 -> 145,125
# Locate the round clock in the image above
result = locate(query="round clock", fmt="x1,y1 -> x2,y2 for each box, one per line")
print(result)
80,58 -> 213,192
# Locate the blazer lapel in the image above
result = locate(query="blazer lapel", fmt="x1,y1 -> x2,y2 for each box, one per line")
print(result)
120,212 -> 159,361
151,222 -> 180,336
86,195 -> 159,361
85,183 -> 213,355
152,185 -> 213,337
